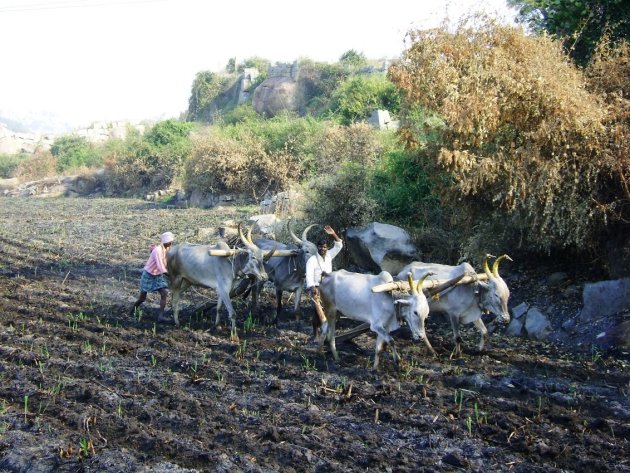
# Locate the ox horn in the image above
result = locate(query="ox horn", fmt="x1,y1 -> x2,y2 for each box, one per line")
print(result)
238,223 -> 256,250
264,244 -> 278,261
492,254 -> 513,277
483,254 -> 496,279
302,224 -> 318,242
416,271 -> 434,293
407,272 -> 417,295
287,217 -> 302,244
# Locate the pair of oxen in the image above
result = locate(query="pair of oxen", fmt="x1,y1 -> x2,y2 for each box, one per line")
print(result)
166,221 -> 512,368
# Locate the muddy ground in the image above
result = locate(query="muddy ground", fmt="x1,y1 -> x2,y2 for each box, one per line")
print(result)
0,197 -> 628,473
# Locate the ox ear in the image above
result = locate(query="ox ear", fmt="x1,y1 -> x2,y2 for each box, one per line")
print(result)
492,254 -> 513,277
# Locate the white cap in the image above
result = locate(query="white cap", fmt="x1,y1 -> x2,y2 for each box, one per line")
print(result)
160,231 -> 174,244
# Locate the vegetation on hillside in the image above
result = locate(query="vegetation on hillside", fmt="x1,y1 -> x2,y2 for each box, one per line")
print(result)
508,0 -> 630,65
2,24 -> 628,277
389,16 -> 629,272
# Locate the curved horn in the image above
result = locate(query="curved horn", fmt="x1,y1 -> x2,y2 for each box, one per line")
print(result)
407,272 -> 417,295
492,254 -> 513,277
302,224 -> 318,242
264,244 -> 277,261
247,224 -> 256,245
238,223 -> 256,250
483,254 -> 495,279
288,217 -> 302,244
416,271 -> 434,293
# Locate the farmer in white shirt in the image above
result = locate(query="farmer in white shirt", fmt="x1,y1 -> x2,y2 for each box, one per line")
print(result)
305,225 -> 342,338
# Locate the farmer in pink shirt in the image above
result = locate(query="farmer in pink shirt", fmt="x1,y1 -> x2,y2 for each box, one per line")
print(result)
130,231 -> 175,323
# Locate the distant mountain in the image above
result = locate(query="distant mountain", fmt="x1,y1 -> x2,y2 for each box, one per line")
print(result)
0,110 -> 76,134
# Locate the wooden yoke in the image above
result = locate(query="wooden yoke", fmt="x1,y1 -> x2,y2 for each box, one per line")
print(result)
371,273 -> 489,293
208,249 -> 298,257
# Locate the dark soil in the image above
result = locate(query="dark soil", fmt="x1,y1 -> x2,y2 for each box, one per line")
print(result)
0,198 -> 628,472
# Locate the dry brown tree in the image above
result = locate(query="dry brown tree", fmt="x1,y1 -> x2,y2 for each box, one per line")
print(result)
389,17 -> 629,273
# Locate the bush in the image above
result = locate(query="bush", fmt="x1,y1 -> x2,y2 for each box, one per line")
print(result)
50,135 -> 102,173
329,74 -> 401,124
184,131 -> 300,199
0,153 -> 29,178
14,151 -> 57,180
219,112 -> 325,178
314,122 -> 383,174
389,17 -> 623,267
103,128 -> 187,194
304,161 -> 377,235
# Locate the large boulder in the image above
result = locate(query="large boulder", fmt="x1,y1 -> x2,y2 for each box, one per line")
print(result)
252,77 -> 301,117
579,278 -> 630,321
345,222 -> 420,274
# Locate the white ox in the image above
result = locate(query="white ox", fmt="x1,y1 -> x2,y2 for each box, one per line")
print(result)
166,224 -> 274,341
318,269 -> 435,369
396,255 -> 511,356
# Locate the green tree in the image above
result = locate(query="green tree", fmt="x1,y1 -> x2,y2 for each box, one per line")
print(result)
145,119 -> 194,147
509,0 -> 630,65
237,56 -> 270,74
339,49 -> 368,68
187,71 -> 228,121
330,74 -> 401,124
50,135 -> 101,172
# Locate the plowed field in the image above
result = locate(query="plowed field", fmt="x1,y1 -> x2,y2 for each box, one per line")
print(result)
0,198 -> 628,472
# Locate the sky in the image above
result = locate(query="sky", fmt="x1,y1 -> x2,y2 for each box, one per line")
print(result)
0,0 -> 518,131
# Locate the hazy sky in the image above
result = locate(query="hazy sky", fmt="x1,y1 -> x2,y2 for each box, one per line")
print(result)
0,0 -> 517,128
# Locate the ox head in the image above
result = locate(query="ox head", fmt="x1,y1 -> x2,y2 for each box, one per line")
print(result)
237,223 -> 271,282
478,254 -> 512,323
395,271 -> 436,355
288,217 -> 318,263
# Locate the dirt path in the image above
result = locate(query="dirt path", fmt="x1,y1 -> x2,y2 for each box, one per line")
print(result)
0,198 -> 628,472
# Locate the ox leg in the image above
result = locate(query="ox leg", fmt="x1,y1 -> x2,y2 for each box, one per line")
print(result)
449,314 -> 463,358
170,278 -> 190,327
250,283 -> 260,318
293,287 -> 303,321
327,314 -> 339,362
373,327 -> 396,370
218,285 -> 239,343
171,289 -> 180,326
274,287 -> 283,325
473,319 -> 489,352
215,298 -> 223,328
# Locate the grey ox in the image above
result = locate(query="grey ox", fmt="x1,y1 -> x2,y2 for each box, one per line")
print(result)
166,224 -> 274,341
250,219 -> 318,323
318,269 -> 435,369
396,255 -> 512,357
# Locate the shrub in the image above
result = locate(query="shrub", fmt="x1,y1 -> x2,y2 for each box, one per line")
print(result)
184,131 -> 298,199
304,161 -> 377,235
0,153 -> 29,178
389,17 -> 622,266
14,151 -> 57,180
329,74 -> 401,124
103,127 -> 187,194
50,135 -> 101,173
314,122 -> 383,174
219,112 -> 325,177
